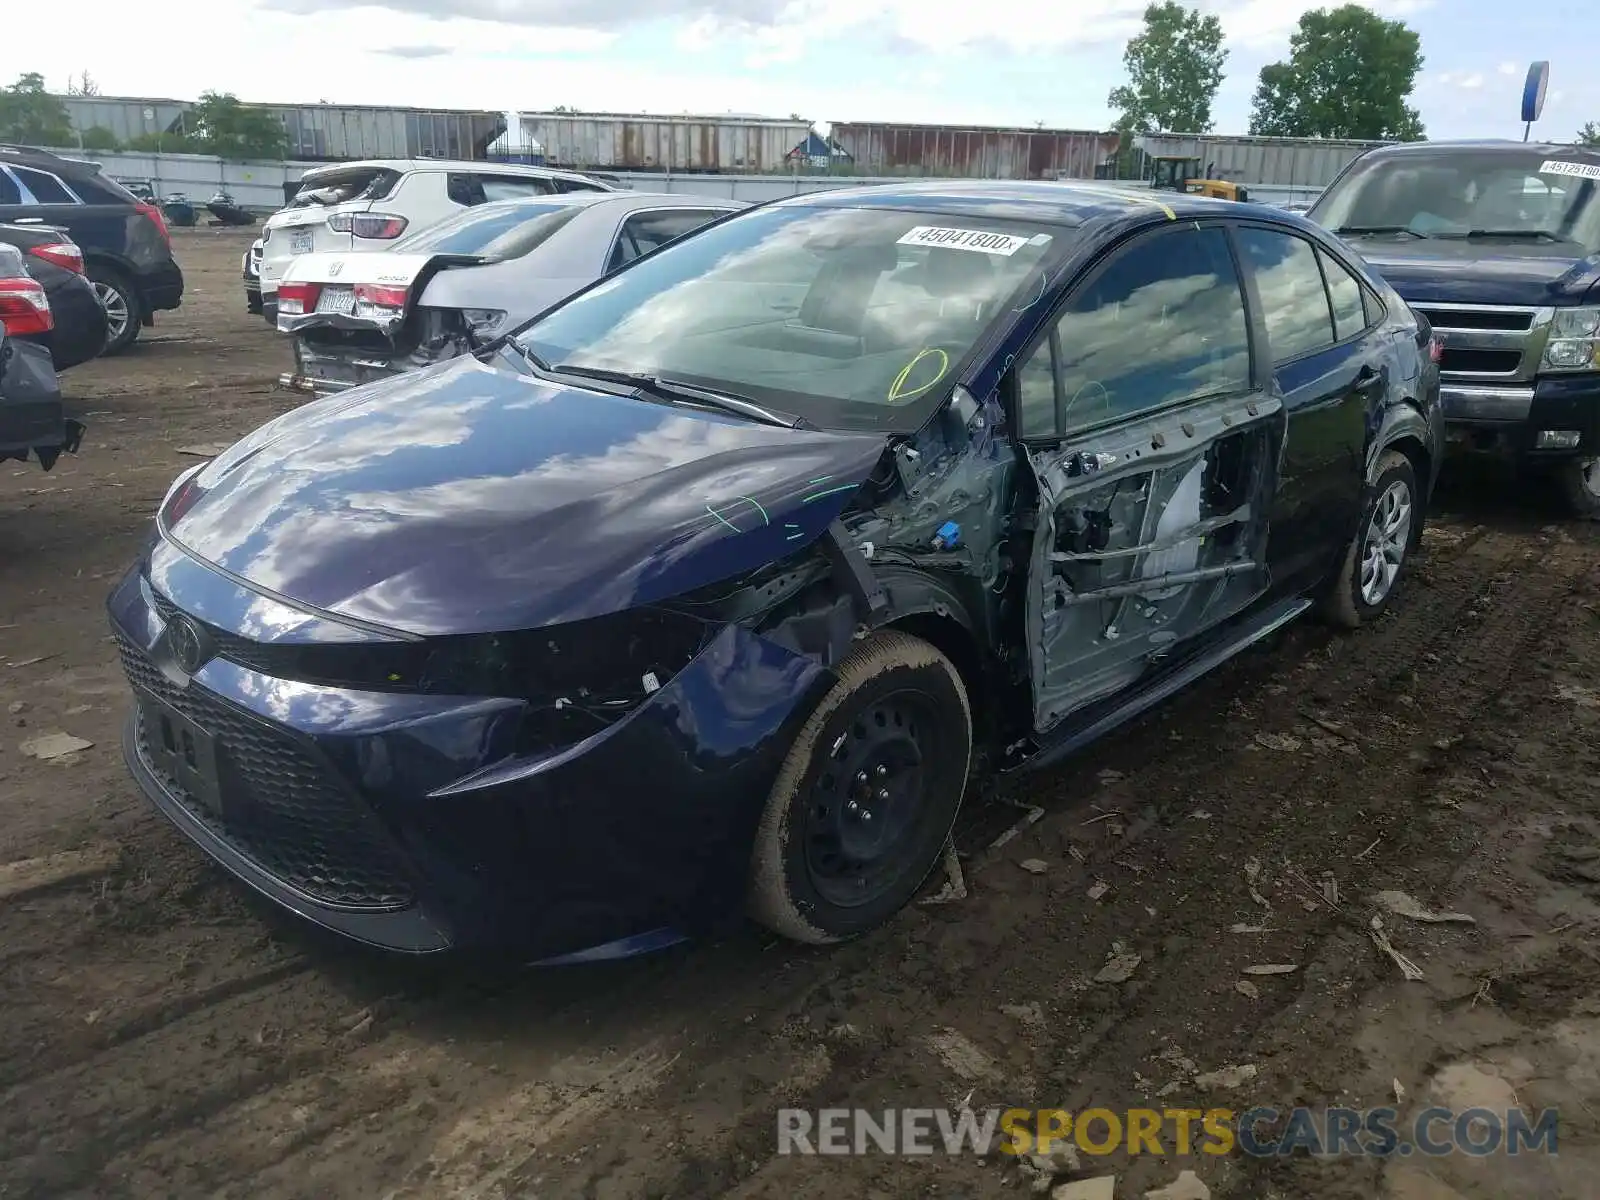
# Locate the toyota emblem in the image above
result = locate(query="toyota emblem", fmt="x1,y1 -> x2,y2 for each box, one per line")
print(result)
168,616 -> 211,675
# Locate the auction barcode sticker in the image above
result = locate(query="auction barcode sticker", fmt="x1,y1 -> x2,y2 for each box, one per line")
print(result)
896,226 -> 1044,255
1539,159 -> 1600,180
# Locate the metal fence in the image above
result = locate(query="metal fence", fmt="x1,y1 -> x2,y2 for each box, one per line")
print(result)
37,149 -> 1324,217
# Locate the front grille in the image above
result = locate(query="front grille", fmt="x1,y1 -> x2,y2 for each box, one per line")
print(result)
116,630 -> 414,910
1439,348 -> 1523,375
149,591 -> 280,676
1414,307 -> 1533,332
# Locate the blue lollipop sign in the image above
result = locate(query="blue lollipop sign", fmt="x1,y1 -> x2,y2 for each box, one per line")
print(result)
1522,61 -> 1549,140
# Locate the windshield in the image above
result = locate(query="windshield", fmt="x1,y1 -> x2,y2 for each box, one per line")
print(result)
289,167 -> 398,209
514,204 -> 1063,432
1312,149 -> 1600,246
394,200 -> 584,259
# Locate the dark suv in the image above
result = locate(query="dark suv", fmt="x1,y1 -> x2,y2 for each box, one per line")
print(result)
0,145 -> 184,354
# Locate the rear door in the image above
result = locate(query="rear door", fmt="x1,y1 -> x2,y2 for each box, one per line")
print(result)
1231,223 -> 1380,590
1014,221 -> 1286,733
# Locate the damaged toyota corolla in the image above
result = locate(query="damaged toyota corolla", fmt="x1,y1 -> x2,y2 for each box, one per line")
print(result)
109,183 -> 1443,962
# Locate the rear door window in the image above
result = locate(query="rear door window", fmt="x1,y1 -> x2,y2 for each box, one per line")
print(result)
13,166 -> 78,205
1234,226 -> 1336,364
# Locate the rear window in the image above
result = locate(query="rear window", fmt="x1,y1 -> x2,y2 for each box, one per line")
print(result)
13,167 -> 77,205
290,167 -> 399,208
393,200 -> 584,259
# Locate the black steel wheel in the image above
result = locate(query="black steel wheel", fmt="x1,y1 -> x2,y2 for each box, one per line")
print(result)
749,629 -> 971,944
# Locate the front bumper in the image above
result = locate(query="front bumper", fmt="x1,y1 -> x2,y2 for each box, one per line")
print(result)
1,337 -> 85,469
107,555 -> 831,958
1440,373 -> 1600,459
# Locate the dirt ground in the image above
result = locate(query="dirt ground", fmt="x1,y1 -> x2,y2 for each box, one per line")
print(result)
2,226 -> 1599,1200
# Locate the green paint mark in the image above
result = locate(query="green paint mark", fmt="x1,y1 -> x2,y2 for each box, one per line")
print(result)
705,504 -> 741,532
802,483 -> 858,504
738,495 -> 770,526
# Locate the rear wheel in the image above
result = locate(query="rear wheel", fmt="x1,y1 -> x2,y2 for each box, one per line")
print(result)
1321,451 -> 1420,628
749,630 -> 971,945
87,265 -> 141,355
1557,457 -> 1600,521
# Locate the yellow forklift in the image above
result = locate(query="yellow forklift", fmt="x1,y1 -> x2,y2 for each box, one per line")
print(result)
1149,155 -> 1250,202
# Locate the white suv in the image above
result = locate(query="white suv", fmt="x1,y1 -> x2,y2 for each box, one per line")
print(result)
256,159 -> 622,322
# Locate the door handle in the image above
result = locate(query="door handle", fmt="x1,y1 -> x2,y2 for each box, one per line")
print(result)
1354,366 -> 1384,393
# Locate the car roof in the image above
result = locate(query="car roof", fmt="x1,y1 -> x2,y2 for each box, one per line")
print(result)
772,179 -> 1280,228
0,145 -> 102,177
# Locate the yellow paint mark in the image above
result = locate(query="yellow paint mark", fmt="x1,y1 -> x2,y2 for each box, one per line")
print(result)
1065,184 -> 1178,221
888,347 -> 950,403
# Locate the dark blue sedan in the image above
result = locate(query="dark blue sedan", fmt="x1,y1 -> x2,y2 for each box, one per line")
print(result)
110,182 -> 1443,961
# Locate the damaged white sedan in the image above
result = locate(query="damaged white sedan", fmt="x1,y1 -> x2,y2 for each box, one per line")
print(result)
275,192 -> 744,396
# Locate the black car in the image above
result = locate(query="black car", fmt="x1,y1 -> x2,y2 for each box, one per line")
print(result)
0,222 -> 107,369
1309,141 -> 1600,517
0,144 -> 184,355
1,244 -> 83,471
109,184 -> 1441,961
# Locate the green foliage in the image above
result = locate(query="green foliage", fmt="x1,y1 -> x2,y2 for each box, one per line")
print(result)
0,72 -> 73,146
78,126 -> 120,150
124,131 -> 206,154
1107,2 -> 1229,135
1249,5 -> 1425,141
187,91 -> 288,160
1577,122 -> 1600,147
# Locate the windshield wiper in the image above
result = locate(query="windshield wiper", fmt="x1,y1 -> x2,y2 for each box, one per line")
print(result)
1453,228 -> 1563,242
551,364 -> 813,429
1333,225 -> 1431,239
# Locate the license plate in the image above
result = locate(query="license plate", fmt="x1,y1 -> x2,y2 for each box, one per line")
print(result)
137,690 -> 223,816
315,285 -> 356,315
290,229 -> 315,255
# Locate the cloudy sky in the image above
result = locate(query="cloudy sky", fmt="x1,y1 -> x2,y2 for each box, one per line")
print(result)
3,0 -> 1596,141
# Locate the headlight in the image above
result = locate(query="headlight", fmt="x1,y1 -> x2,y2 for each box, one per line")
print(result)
1543,306 -> 1600,371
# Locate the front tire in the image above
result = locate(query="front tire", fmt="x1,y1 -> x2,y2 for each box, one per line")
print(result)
749,630 -> 972,945
87,265 -> 141,355
1557,457 -> 1600,521
1321,450 -> 1420,629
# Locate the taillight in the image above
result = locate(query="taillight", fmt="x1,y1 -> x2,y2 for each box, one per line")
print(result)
28,242 -> 84,274
0,276 -> 53,336
354,283 -> 408,312
329,213 -> 409,240
277,280 -> 320,318
135,200 -> 171,247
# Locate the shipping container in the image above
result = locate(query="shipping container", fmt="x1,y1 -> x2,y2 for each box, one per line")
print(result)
516,113 -> 813,174
1132,133 -> 1390,189
828,122 -> 1121,180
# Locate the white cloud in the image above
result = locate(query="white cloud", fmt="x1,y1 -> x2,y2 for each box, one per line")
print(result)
1499,61 -> 1520,77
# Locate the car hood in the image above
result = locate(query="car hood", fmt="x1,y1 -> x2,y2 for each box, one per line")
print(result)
161,355 -> 889,637
1352,237 -> 1600,307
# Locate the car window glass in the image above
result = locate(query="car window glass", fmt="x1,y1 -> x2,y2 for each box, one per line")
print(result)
1043,225 -> 1250,435
394,201 -> 582,258
623,210 -> 726,255
446,173 -> 485,206
1318,248 -> 1371,341
1234,227 -> 1335,364
481,176 -> 554,202
14,167 -> 76,205
0,170 -> 20,206
1016,336 -> 1058,437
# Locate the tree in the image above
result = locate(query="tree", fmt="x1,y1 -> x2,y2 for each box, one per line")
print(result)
0,72 -> 74,146
1107,2 -> 1229,135
187,91 -> 287,160
79,126 -> 120,150
1249,5 -> 1425,141
65,71 -> 99,97
1578,122 -> 1600,147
